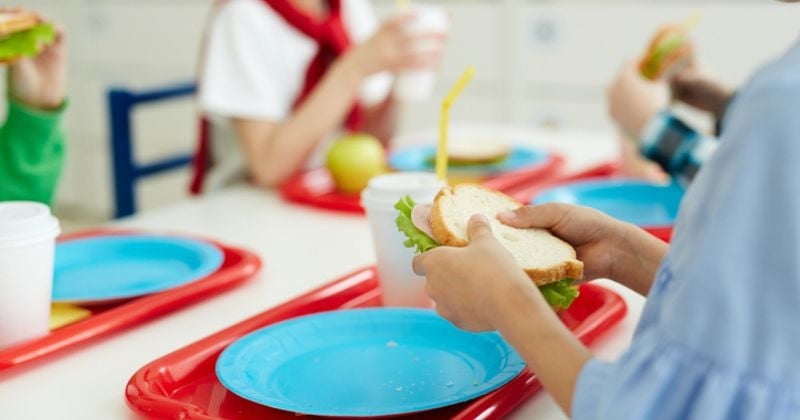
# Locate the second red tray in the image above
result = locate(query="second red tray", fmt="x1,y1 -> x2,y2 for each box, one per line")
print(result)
280,154 -> 564,214
126,266 -> 627,419
0,230 -> 262,375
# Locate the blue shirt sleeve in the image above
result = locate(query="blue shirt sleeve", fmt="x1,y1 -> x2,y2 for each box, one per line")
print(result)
573,40 -> 800,420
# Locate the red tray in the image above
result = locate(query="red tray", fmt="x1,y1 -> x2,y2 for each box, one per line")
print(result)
279,155 -> 564,214
126,266 -> 626,419
0,230 -> 262,374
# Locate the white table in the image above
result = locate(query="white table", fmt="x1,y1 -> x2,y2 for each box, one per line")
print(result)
0,128 -> 645,419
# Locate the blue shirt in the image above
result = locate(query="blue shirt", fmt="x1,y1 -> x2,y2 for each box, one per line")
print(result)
574,39 -> 800,419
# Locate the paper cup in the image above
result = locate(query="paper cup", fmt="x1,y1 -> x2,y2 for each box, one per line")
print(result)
0,202 -> 60,348
361,173 -> 445,307
394,5 -> 449,102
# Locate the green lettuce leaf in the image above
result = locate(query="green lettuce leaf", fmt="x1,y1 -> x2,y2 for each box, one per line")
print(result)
394,195 -> 580,309
539,279 -> 580,310
0,23 -> 56,60
395,195 -> 439,254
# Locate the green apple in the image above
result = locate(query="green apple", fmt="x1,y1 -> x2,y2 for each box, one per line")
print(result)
326,133 -> 388,194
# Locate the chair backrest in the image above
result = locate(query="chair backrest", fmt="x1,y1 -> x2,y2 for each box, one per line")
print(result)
107,82 -> 197,218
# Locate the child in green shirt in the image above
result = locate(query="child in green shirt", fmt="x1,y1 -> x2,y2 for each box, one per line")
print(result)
0,15 -> 66,207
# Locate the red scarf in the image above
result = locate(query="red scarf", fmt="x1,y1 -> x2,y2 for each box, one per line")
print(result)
190,0 -> 362,194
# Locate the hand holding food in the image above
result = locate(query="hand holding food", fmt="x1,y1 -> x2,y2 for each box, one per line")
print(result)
499,202 -> 669,296
1,8 -> 66,110
346,13 -> 446,78
401,185 -> 584,312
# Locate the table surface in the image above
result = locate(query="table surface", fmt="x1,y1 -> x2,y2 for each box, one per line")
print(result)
0,127 -> 645,419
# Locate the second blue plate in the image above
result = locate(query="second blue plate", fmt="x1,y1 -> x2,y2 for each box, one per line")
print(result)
389,144 -> 549,174
216,308 -> 526,417
53,235 -> 224,303
533,179 -> 685,227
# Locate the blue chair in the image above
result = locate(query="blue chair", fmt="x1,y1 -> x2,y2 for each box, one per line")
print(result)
107,82 -> 197,218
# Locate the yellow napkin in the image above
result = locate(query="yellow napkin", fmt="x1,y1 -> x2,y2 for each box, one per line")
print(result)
50,303 -> 91,330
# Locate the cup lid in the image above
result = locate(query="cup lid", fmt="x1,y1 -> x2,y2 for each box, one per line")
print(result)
361,172 -> 445,208
0,201 -> 60,246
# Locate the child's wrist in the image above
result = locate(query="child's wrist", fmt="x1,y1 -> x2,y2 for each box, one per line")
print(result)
491,277 -> 553,334
337,50 -> 371,83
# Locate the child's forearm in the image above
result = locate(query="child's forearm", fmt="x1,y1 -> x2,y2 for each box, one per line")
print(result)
361,95 -> 398,145
610,222 -> 670,295
241,53 -> 370,187
494,284 -> 592,416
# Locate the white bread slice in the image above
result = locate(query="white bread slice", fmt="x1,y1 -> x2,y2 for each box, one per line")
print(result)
430,184 -> 583,286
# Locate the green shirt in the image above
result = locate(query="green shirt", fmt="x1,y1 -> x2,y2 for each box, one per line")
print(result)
0,98 -> 67,207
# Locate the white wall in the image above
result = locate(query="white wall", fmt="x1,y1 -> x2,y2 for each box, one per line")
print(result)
14,0 -> 800,219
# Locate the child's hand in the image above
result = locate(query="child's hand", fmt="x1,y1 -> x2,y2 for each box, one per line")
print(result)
8,23 -> 67,111
500,204 -> 627,281
347,14 -> 446,78
500,203 -> 669,295
608,60 -> 669,137
413,214 -> 540,332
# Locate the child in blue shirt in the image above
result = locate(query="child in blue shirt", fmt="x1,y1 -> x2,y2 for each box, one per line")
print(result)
413,31 -> 800,420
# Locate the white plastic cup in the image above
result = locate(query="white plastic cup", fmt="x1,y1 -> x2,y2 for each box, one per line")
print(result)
0,202 -> 60,349
361,173 -> 445,307
393,5 -> 449,102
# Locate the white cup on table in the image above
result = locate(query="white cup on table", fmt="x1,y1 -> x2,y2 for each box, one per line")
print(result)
0,202 -> 60,349
361,173 -> 444,307
393,5 -> 449,102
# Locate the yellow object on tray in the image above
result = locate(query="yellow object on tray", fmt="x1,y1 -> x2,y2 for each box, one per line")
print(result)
437,66 -> 476,182
50,303 -> 91,330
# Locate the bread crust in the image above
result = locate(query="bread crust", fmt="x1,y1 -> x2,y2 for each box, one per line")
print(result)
430,184 -> 584,285
0,12 -> 39,37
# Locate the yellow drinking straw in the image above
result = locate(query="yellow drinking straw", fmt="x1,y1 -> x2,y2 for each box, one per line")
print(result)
437,66 -> 476,181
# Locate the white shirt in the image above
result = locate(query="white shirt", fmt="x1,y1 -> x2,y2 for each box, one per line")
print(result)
199,0 -> 392,190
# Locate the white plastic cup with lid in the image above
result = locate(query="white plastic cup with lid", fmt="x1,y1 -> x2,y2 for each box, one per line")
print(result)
361,172 -> 445,307
0,202 -> 60,348
393,5 -> 449,102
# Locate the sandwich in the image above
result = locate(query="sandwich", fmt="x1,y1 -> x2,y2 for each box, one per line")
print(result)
638,23 -> 693,80
424,139 -> 512,168
0,10 -> 56,62
395,184 -> 583,310
447,139 -> 511,166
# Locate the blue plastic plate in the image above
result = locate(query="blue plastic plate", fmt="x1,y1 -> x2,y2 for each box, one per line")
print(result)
216,308 -> 526,417
53,235 -> 224,303
533,179 -> 685,227
389,144 -> 548,174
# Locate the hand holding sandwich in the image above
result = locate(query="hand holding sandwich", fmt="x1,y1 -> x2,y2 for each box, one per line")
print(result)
1,8 -> 66,110
411,200 -> 669,415
500,203 -> 669,296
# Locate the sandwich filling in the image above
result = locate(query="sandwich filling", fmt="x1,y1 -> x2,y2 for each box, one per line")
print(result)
395,195 -> 580,310
0,22 -> 55,61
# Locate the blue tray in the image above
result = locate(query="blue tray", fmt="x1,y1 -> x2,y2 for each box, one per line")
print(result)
216,308 -> 526,417
53,235 -> 224,303
533,179 -> 684,227
389,144 -> 548,174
